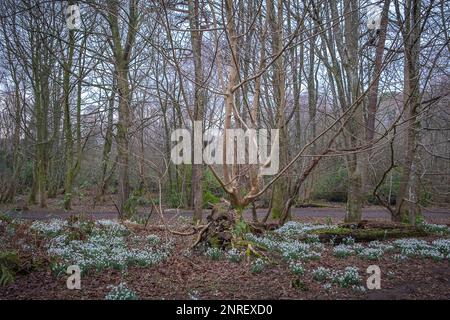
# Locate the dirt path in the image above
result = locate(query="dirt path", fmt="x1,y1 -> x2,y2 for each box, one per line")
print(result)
3,206 -> 450,224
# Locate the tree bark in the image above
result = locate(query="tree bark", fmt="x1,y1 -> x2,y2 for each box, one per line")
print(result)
268,0 -> 288,219
63,12 -> 76,210
189,0 -> 204,223
394,0 -> 422,223
107,0 -> 139,217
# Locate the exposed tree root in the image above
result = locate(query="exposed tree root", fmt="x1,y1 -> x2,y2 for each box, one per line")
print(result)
190,203 -> 236,249
190,222 -> 212,249
189,203 -> 280,262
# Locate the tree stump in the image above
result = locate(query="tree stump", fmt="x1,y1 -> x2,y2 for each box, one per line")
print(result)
193,203 -> 237,249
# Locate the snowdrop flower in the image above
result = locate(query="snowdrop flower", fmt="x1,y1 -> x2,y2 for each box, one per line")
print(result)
105,283 -> 138,300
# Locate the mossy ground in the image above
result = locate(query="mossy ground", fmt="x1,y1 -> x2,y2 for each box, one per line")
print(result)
312,227 -> 428,242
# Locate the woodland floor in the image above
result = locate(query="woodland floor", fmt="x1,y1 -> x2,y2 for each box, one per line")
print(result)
0,193 -> 449,300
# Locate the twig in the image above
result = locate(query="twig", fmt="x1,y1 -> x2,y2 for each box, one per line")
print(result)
190,221 -> 212,249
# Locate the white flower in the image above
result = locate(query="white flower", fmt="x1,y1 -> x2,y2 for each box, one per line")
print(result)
432,239 -> 450,255
289,261 -> 305,275
312,267 -> 331,282
205,247 -> 222,260
105,283 -> 138,300
45,222 -> 171,272
31,219 -> 68,236
275,222 -> 336,237
333,244 -> 354,258
329,267 -> 361,288
420,223 -> 449,235
357,247 -> 384,260
250,258 -> 266,273
226,248 -> 243,262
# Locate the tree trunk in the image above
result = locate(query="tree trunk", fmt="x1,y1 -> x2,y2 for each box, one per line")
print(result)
343,0 -> 363,223
346,156 -> 363,222
189,0 -> 204,223
116,64 -> 131,216
63,18 -> 76,210
268,0 -> 288,219
98,75 -> 116,201
107,0 -> 139,217
394,0 -> 422,223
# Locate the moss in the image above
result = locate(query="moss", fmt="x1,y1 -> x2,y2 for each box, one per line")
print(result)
208,235 -> 221,248
232,219 -> 249,237
271,207 -> 282,219
296,202 -> 332,208
354,228 -> 427,240
313,227 -> 352,235
0,250 -> 21,286
312,227 -> 428,242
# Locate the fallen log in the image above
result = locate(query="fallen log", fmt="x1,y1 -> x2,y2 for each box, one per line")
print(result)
338,220 -> 411,230
312,226 -> 429,243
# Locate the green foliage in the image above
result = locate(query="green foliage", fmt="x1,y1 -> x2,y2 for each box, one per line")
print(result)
271,207 -> 282,219
123,192 -> 151,218
105,283 -> 139,300
109,184 -> 118,195
332,267 -> 361,288
419,190 -> 432,206
233,219 -> 249,238
308,162 -> 411,206
291,278 -> 309,291
203,190 -> 220,208
0,250 -> 20,286
365,165 -> 424,205
123,196 -> 139,217
312,267 -> 331,282
289,261 -> 305,275
0,213 -> 12,224
147,235 -> 161,246
205,247 -> 223,260
415,214 -> 425,225
419,222 -> 450,235
166,190 -> 183,208
311,163 -> 347,202
250,258 -> 266,274
203,169 -> 225,195
201,169 -> 225,208
333,245 -> 354,258
19,160 -> 34,191
37,219 -> 170,274
357,248 -> 384,260
50,261 -> 67,277
400,212 -> 409,224
342,236 -> 355,245
226,248 -> 243,263
312,266 -> 361,288
66,218 -> 96,242
304,234 -> 320,243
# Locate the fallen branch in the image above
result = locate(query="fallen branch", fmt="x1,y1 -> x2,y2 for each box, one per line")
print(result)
190,222 -> 212,249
